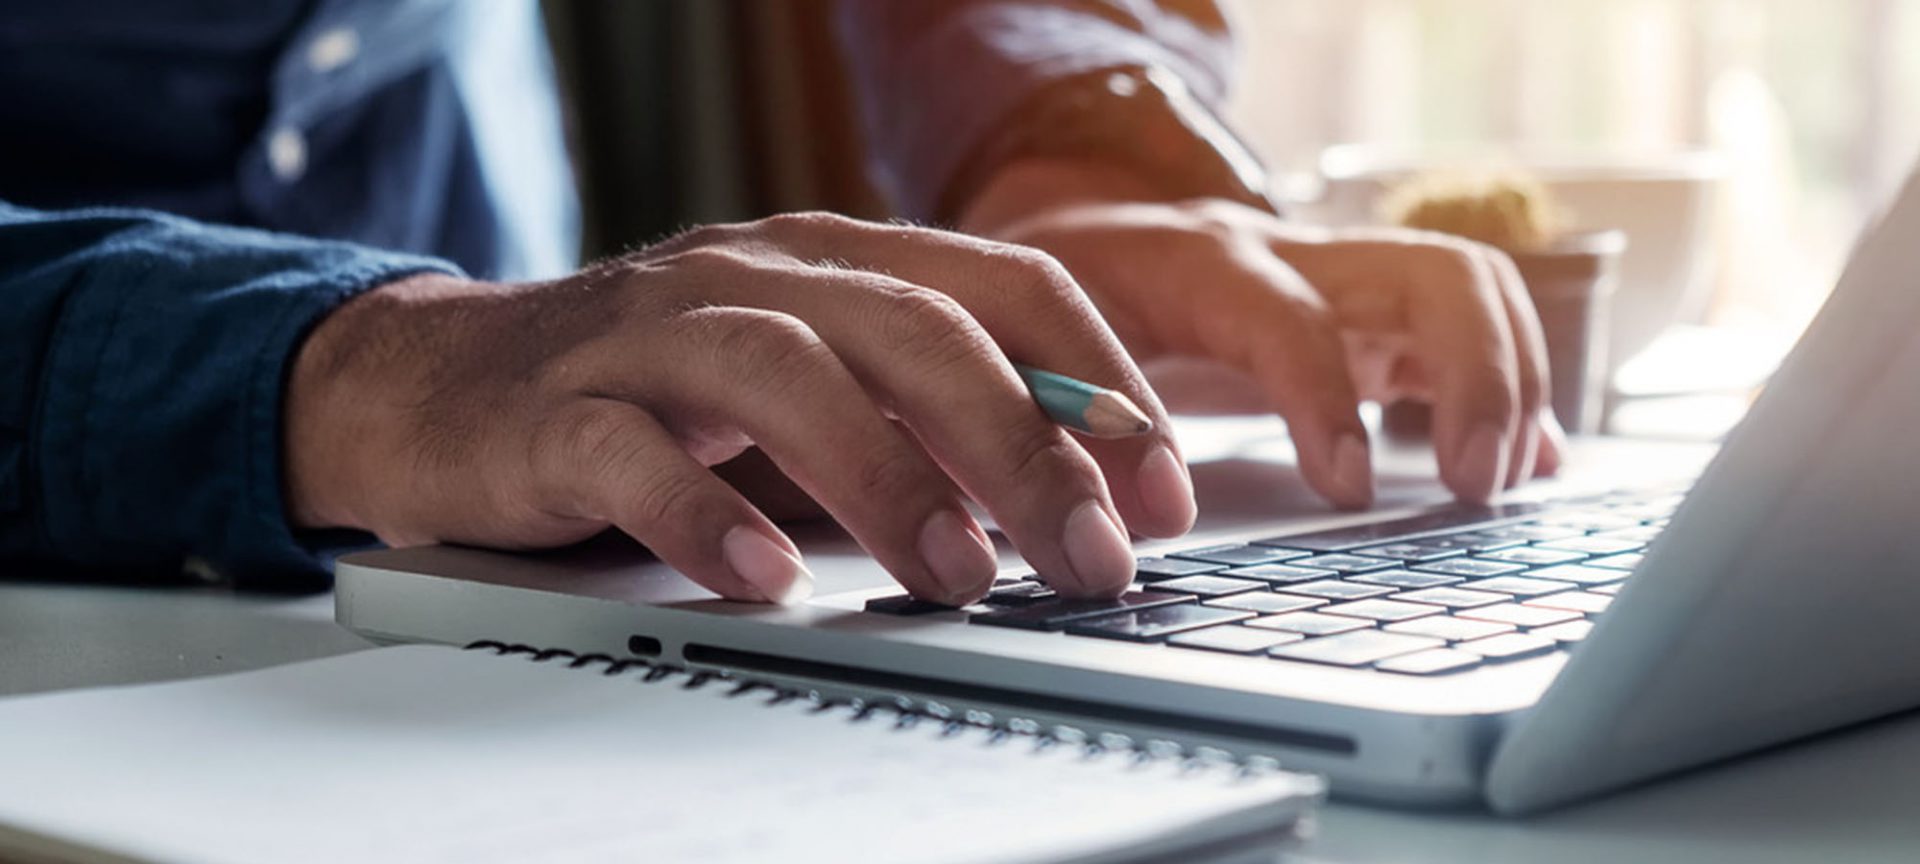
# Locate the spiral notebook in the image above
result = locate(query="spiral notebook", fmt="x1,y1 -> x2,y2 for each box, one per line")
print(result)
0,643 -> 1322,864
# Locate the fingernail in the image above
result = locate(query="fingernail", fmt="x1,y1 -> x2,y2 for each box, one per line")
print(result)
1332,434 -> 1374,508
1135,445 -> 1197,536
1457,425 -> 1509,504
1061,500 -> 1134,596
918,509 -> 998,603
723,525 -> 814,605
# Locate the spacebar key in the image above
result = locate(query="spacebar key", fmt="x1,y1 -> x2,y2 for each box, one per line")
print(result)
969,591 -> 1193,631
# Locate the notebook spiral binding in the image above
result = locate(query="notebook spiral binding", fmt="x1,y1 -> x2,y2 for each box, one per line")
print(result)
464,640 -> 1286,780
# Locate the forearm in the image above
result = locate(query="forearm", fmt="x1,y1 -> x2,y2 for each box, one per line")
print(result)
0,202 -> 458,588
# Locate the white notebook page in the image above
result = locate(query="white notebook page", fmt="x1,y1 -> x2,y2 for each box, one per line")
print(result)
0,645 -> 1318,864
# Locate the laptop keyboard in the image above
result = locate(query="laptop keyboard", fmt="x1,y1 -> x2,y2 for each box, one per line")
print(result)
862,489 -> 1683,676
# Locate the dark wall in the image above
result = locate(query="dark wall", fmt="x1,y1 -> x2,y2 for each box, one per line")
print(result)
542,0 -> 887,261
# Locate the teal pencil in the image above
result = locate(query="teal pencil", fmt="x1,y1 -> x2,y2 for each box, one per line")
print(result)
1012,364 -> 1154,439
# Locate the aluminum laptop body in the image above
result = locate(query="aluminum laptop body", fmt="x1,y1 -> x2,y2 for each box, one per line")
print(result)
336,171 -> 1920,814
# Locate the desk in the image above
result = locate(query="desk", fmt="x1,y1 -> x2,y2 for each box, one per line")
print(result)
6,430 -> 1917,863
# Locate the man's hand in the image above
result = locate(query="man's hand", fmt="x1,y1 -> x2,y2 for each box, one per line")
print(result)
962,159 -> 1565,510
284,213 -> 1197,606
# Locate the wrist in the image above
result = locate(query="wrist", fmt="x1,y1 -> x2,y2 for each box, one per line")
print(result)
283,272 -> 472,531
958,157 -> 1167,237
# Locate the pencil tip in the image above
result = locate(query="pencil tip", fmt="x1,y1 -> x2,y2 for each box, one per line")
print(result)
1084,391 -> 1156,439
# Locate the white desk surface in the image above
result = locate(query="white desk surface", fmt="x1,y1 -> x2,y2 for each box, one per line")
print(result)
5,423 -> 1916,864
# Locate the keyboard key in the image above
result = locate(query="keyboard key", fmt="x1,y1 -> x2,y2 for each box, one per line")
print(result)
1219,563 -> 1338,585
1276,580 -> 1395,601
1351,542 -> 1465,563
1270,631 -> 1443,667
1531,511 -> 1643,532
1391,587 -> 1510,609
1244,611 -> 1371,636
1133,557 -> 1226,581
1203,593 -> 1326,614
1064,604 -> 1254,642
1534,620 -> 1594,643
1586,553 -> 1643,571
1250,501 -> 1553,551
1288,554 -> 1398,574
1593,583 -> 1624,596
1594,525 -> 1664,543
1320,598 -> 1444,623
970,591 -> 1193,631
1473,547 -> 1589,567
1349,569 -> 1462,590
1526,564 -> 1626,586
1375,648 -> 1484,676
979,581 -> 1058,607
1411,558 -> 1529,578
1455,632 -> 1558,661
865,594 -> 960,615
1149,574 -> 1269,598
1460,575 -> 1578,597
1169,543 -> 1309,567
1166,625 -> 1304,654
1525,591 -> 1613,614
1536,536 -> 1644,556
1432,533 -> 1527,553
1458,603 -> 1582,628
1479,524 -> 1587,543
1384,615 -> 1514,642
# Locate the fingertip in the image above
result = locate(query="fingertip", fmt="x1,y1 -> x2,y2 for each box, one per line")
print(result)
1533,414 -> 1567,477
1445,424 -> 1509,505
722,524 -> 814,605
915,508 -> 1000,604
1133,443 -> 1197,538
1056,500 -> 1134,598
1330,433 -> 1375,509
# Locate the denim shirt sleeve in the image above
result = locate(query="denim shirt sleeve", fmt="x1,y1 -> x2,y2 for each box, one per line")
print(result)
0,201 -> 460,589
835,0 -> 1237,223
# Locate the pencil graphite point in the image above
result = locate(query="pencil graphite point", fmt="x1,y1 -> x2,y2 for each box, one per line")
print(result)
1082,390 -> 1155,439
1011,363 -> 1155,439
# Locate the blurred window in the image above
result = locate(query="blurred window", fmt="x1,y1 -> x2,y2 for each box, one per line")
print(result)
1227,0 -> 1920,348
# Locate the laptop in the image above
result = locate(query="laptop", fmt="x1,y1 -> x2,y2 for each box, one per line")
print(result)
335,168 -> 1920,815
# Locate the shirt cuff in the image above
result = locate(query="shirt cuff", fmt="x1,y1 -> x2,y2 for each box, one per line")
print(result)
839,1 -> 1236,223
36,211 -> 459,590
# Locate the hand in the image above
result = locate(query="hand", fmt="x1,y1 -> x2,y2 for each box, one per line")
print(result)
284,213 -> 1196,605
960,159 -> 1564,509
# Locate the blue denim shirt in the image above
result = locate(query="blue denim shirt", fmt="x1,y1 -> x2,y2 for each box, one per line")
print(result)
0,0 -> 1228,589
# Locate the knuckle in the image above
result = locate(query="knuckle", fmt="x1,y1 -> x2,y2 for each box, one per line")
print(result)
850,448 -> 931,503
979,242 -> 1085,307
657,244 -> 759,274
1175,200 -> 1247,241
629,466 -> 711,529
1001,422 -> 1087,487
526,402 -> 650,514
872,286 -> 981,356
650,222 -> 750,259
708,312 -> 836,399
759,209 -> 864,237
544,404 -> 638,476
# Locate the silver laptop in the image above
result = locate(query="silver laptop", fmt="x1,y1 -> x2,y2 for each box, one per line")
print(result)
336,168 -> 1920,815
